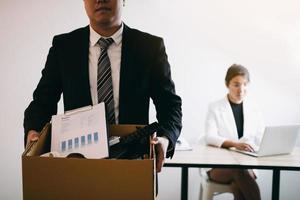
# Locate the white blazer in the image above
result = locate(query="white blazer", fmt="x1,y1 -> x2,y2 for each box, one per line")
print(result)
205,96 -> 265,149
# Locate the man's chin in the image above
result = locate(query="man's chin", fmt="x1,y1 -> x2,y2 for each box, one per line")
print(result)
93,19 -> 113,27
93,14 -> 112,23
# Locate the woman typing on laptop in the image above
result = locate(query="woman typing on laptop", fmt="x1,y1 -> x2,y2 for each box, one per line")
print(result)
204,64 -> 264,200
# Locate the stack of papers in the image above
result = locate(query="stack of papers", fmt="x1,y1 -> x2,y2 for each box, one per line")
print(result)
175,136 -> 192,151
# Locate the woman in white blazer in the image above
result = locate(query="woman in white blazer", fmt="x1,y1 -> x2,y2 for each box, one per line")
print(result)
205,64 -> 264,200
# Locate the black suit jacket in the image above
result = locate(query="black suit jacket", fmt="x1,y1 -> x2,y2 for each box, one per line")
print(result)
24,24 -> 182,157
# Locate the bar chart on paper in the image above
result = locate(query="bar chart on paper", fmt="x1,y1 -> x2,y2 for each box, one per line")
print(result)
61,132 -> 100,152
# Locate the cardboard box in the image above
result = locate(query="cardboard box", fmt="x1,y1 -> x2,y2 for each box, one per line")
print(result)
22,123 -> 156,200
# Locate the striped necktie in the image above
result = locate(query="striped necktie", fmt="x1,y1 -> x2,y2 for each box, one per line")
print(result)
97,37 -> 115,124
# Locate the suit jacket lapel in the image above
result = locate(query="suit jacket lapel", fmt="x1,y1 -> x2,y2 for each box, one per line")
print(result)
221,96 -> 238,139
78,26 -> 90,98
118,24 -> 136,123
65,26 -> 92,109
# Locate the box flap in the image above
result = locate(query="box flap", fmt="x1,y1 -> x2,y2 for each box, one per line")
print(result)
23,123 -> 51,156
23,124 -> 155,159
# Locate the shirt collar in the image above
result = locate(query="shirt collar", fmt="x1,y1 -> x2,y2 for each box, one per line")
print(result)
89,23 -> 123,47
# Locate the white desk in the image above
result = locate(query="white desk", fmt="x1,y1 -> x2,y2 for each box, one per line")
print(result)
165,145 -> 300,200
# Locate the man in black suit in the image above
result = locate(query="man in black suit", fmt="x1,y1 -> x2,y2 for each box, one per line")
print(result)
24,0 -> 182,172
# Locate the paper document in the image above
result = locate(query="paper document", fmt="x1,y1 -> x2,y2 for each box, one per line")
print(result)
175,136 -> 192,151
51,103 -> 109,159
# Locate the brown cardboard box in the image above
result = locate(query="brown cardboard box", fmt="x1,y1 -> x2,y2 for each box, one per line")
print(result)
22,124 -> 156,200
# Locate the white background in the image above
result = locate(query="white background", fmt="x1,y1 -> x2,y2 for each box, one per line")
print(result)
0,0 -> 300,199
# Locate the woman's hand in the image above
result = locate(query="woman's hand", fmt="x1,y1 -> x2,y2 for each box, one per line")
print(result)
222,140 -> 254,152
233,142 -> 254,152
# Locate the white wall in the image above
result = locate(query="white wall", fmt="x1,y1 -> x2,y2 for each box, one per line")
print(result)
1,0 -> 300,199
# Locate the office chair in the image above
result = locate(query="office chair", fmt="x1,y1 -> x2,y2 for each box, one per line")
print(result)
196,137 -> 234,199
199,170 -> 234,200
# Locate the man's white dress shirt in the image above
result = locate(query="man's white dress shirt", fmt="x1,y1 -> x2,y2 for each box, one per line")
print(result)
88,24 -> 123,124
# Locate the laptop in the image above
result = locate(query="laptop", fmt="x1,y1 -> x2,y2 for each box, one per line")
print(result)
230,125 -> 300,157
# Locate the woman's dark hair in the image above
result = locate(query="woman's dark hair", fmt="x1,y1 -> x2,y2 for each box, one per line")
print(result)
225,64 -> 250,86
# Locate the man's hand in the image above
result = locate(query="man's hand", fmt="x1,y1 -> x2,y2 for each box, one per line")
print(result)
26,130 -> 40,148
151,136 -> 169,173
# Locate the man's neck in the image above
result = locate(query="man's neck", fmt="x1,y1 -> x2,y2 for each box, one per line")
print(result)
91,22 -> 122,37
